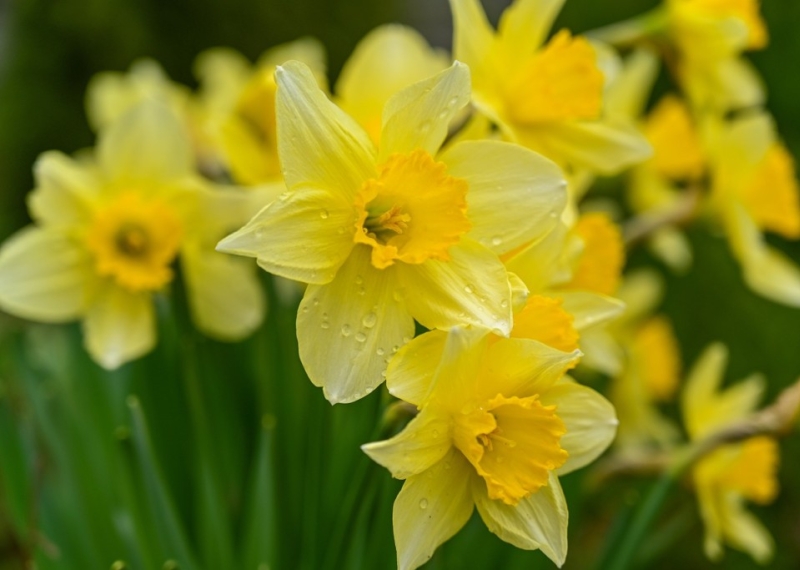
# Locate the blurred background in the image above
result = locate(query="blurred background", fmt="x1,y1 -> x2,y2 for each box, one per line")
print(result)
0,0 -> 799,568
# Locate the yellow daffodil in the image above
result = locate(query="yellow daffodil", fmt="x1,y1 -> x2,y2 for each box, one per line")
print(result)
194,38 -> 326,185
449,0 -> 651,175
335,24 -> 449,145
217,61 -> 567,403
363,326 -> 617,569
706,110 -> 800,306
681,343 -> 779,563
0,102 -> 265,369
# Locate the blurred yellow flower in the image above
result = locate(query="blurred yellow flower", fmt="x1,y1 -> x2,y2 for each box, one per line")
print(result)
681,343 -> 779,563
363,327 -> 616,570
450,0 -> 651,174
0,102 -> 265,369
218,61 -> 567,403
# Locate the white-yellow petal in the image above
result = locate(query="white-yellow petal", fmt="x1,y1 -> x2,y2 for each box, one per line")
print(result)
557,291 -> 625,331
720,492 -> 774,564
393,449 -> 475,570
604,47 -> 660,120
362,408 -> 452,479
0,227 -> 92,322
296,246 -> 414,403
380,62 -> 471,160
497,0 -> 565,59
542,380 -> 618,475
449,0 -> 495,85
473,471 -> 568,567
83,284 -> 155,370
28,151 -> 100,227
504,222 -> 571,293
386,330 -> 448,407
275,61 -> 376,198
397,238 -> 513,335
98,100 -> 193,184
440,140 -> 567,255
181,241 -> 265,341
216,187 -> 355,285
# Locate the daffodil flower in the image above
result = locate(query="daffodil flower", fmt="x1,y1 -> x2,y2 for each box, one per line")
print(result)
449,0 -> 651,174
363,327 -> 617,569
194,38 -> 327,185
0,101 -> 265,369
706,110 -> 800,306
217,61 -> 567,403
681,343 -> 779,563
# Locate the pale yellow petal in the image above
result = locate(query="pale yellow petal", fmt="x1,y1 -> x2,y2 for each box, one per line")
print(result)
616,268 -> 664,323
497,0 -> 565,58
98,100 -> 193,183
440,140 -> 567,255
83,284 -> 155,369
473,471 -> 568,566
426,326 -> 489,409
362,408 -> 452,479
720,493 -> 774,564
604,48 -> 660,120
393,449 -> 474,570
648,226 -> 693,273
577,328 -> 624,376
181,241 -> 265,341
397,238 -> 513,335
556,291 -> 625,331
386,330 -> 448,407
0,227 -> 92,322
296,246 -> 414,403
449,0 -> 495,86
275,61 -> 376,198
380,62 -> 471,160
336,24 -> 449,140
216,187 -> 355,285
503,222 -> 571,293
541,380 -> 617,475
194,48 -> 252,114
28,151 -> 100,227
258,37 -> 326,75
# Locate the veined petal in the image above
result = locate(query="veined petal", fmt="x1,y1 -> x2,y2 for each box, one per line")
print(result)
386,330 -> 448,407
275,61 -> 376,199
449,0 -> 496,88
476,338 -> 580,402
397,238 -> 513,335
362,408 -> 452,479
426,326 -> 489,409
557,291 -> 625,331
181,242 -> 265,341
380,62 -> 471,160
28,151 -> 100,227
541,380 -> 617,475
98,100 -> 193,184
296,246 -> 414,403
336,24 -> 449,142
440,140 -> 567,255
497,0 -> 565,59
217,187 -> 355,285
519,119 -> 652,175
473,471 -> 568,567
393,449 -> 475,570
83,284 -> 155,370
0,227 -> 92,322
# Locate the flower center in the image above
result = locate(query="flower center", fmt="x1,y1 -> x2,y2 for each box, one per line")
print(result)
85,192 -> 183,292
453,394 -> 568,505
739,143 -> 800,239
354,150 -> 471,269
504,30 -> 604,125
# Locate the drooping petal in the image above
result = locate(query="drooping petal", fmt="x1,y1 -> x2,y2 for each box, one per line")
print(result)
0,227 -> 92,322
473,471 -> 569,567
397,238 -> 513,335
336,24 -> 449,142
83,284 -> 156,370
440,140 -> 567,255
380,62 -> 471,160
476,339 -> 580,402
541,380 -> 618,475
275,61 -> 376,199
181,241 -> 265,341
216,187 -> 355,285
557,291 -> 625,331
496,0 -> 565,59
362,408 -> 452,479
393,449 -> 475,570
296,246 -> 414,403
28,151 -> 101,227
98,100 -> 193,184
386,330 -> 448,407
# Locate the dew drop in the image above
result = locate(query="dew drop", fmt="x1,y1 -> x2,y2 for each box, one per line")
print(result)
355,275 -> 364,285
448,95 -> 460,107
491,236 -> 503,246
392,345 -> 399,353
301,305 -> 309,313
337,226 -> 346,235
464,285 -> 473,294
320,322 -> 330,329
500,300 -> 509,308
255,229 -> 265,240
357,286 -> 366,296
381,370 -> 387,378
355,332 -> 367,343
313,299 -> 320,307
420,120 -> 432,133
362,312 -> 377,328
419,498 -> 428,510
341,324 -> 351,337
319,209 -> 329,219
402,336 -> 411,344
432,429 -> 439,438
278,191 -> 290,201
376,348 -> 385,356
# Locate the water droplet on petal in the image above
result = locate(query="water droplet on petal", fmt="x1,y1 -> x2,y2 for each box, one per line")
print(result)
355,332 -> 367,343
320,322 -> 330,329
319,209 -> 329,219
376,348 -> 385,356
419,498 -> 428,509
362,312 -> 377,328
355,275 -> 364,285
491,236 -> 503,246
341,324 -> 351,337
464,286 -> 473,294
500,300 -> 509,309
357,286 -> 366,296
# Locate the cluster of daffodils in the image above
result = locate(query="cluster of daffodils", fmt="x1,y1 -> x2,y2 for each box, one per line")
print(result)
0,0 -> 797,567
